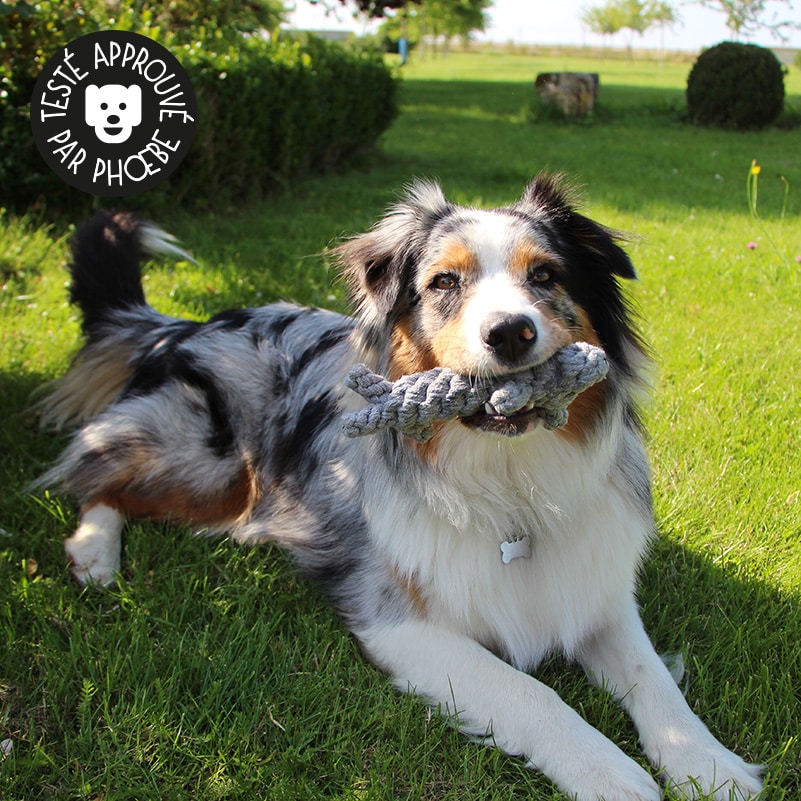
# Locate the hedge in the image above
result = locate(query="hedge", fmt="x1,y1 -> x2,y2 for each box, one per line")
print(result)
180,36 -> 399,207
0,4 -> 398,211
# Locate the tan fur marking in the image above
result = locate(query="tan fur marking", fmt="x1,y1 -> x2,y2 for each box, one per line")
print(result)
387,320 -> 436,381
387,320 -> 442,464
420,241 -> 480,289
393,565 -> 428,616
558,381 -> 607,443
96,463 -> 259,528
38,350 -> 133,429
571,308 -> 603,349
510,241 -> 555,278
558,311 -> 605,442
429,318 -> 473,373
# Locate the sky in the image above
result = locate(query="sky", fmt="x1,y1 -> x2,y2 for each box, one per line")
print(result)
286,0 -> 801,52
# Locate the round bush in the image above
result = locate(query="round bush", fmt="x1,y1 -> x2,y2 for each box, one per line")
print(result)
686,41 -> 785,130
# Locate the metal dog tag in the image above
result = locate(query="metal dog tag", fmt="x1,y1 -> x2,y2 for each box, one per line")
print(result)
500,535 -> 532,564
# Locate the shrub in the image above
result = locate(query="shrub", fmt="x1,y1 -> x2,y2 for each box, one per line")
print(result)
0,1 -> 98,209
686,41 -> 785,130
0,3 -> 398,211
175,36 -> 398,206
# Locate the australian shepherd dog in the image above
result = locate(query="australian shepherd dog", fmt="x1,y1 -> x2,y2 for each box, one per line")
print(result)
38,176 -> 762,800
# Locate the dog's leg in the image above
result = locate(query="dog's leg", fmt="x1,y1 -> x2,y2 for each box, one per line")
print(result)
360,620 -> 661,801
579,600 -> 764,800
64,503 -> 124,586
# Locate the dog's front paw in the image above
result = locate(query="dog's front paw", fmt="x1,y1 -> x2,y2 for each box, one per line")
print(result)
589,758 -> 662,801
656,738 -> 764,800
537,742 -> 661,801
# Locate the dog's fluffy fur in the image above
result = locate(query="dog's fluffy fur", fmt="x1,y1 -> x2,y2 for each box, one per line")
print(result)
38,177 -> 763,801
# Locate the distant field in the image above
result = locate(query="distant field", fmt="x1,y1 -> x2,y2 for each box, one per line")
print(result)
1,49 -> 799,801
400,45 -> 801,89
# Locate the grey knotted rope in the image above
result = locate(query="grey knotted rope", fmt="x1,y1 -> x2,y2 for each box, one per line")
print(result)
342,342 -> 609,442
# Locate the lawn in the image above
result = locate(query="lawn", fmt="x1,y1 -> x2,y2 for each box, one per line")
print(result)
1,48 -> 800,800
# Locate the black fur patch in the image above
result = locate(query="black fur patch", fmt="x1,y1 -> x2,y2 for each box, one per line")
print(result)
208,308 -> 256,331
265,307 -> 316,340
274,391 -> 337,481
69,212 -> 146,338
122,343 -> 235,457
288,329 -> 351,380
120,321 -> 202,397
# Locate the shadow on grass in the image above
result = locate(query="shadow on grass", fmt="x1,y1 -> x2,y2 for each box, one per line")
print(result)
526,520 -> 801,799
403,78 -> 686,119
637,535 -> 800,796
0,370 -> 66,487
391,79 -> 801,218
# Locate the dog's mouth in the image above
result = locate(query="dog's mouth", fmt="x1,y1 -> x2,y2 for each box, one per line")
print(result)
460,401 -> 543,437
104,127 -> 123,136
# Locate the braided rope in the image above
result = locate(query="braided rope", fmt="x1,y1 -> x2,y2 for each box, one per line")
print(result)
342,342 -> 609,442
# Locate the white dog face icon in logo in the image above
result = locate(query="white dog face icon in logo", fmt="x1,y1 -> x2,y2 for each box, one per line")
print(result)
85,84 -> 142,144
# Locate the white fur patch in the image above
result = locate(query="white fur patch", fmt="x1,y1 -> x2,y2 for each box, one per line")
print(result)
64,504 -> 124,586
460,271 -> 561,366
140,222 -> 196,264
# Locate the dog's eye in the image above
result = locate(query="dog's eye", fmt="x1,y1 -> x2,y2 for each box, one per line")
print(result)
528,266 -> 554,284
432,273 -> 460,291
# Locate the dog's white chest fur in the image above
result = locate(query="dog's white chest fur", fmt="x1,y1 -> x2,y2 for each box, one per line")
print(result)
363,426 -> 650,669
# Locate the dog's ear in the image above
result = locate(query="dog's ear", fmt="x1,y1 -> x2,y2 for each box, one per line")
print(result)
84,84 -> 102,126
517,174 -> 644,370
337,180 -> 452,329
516,174 -> 637,281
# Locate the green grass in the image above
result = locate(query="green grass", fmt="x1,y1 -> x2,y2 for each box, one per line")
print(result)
2,49 -> 800,800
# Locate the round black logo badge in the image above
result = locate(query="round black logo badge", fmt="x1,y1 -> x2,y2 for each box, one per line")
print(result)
30,30 -> 197,197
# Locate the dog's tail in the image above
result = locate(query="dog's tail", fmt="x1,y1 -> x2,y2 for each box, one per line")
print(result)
38,212 -> 192,429
69,211 -> 191,340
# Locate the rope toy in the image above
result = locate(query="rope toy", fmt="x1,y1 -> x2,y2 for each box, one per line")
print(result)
342,342 -> 609,442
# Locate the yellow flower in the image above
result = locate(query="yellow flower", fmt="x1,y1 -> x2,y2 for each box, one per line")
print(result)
751,162 -> 761,175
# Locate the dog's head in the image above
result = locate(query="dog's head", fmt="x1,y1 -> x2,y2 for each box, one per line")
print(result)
85,84 -> 143,144
338,175 -> 644,437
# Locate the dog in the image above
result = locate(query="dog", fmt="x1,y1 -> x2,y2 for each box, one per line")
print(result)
38,176 -> 763,801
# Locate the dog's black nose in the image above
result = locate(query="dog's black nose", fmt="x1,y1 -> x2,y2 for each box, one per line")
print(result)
481,313 -> 537,362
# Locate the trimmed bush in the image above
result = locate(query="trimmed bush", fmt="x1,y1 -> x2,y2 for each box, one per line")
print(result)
0,1 -> 97,209
174,36 -> 398,206
0,4 -> 398,210
686,41 -> 785,130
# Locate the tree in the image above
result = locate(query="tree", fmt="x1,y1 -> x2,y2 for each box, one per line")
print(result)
378,0 -> 491,55
646,0 -> 680,60
326,0 -> 415,18
433,0 -> 490,41
143,0 -> 287,37
694,0 -> 800,40
581,3 -> 626,46
619,0 -> 653,40
648,0 -> 680,38
582,0 -> 680,50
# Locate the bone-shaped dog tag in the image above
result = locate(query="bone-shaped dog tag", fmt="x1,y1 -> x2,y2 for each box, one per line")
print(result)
500,536 -> 531,564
